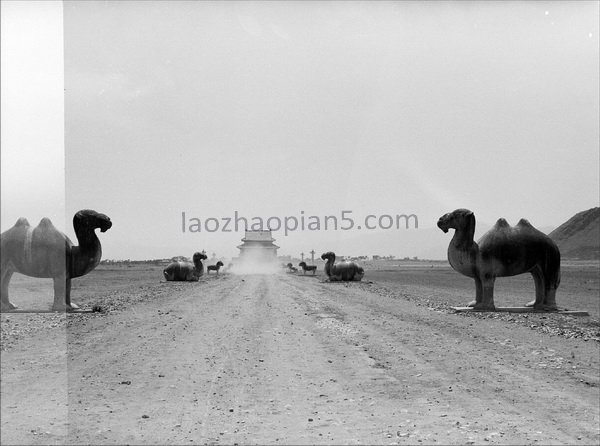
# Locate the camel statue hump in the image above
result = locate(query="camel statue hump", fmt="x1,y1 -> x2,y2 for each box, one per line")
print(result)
15,218 -> 30,227
517,218 -> 533,228
494,218 -> 510,229
38,217 -> 56,229
34,217 -> 69,246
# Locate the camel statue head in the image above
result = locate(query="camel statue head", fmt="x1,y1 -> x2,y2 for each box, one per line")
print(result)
74,209 -> 112,233
192,252 -> 208,263
321,252 -> 335,262
437,209 -> 474,234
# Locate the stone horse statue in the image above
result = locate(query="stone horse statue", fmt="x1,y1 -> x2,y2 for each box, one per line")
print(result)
163,252 -> 208,281
298,261 -> 317,275
207,261 -> 224,275
321,251 -> 364,281
437,208 -> 561,311
1,209 -> 112,311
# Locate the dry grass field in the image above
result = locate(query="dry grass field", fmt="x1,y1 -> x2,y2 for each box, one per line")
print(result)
4,260 -> 598,317
365,260 -> 600,317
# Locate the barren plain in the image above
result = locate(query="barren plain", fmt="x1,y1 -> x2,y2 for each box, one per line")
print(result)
1,261 -> 599,445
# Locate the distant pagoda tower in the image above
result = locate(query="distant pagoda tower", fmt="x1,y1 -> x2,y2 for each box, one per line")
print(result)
237,230 -> 279,260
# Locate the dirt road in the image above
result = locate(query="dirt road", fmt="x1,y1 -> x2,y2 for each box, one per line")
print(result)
1,272 -> 599,445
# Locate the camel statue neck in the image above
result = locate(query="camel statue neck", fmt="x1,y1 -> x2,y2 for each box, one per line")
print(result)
74,223 -> 101,252
71,223 -> 102,278
451,216 -> 477,251
324,255 -> 335,275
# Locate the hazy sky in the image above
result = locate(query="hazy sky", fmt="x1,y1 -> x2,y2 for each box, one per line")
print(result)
2,1 -> 598,260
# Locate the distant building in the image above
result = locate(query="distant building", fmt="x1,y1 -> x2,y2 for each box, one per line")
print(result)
237,230 -> 279,260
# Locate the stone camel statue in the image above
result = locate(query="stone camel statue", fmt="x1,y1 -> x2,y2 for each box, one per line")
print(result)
437,208 -> 561,311
163,252 -> 208,281
321,251 -> 364,281
0,209 -> 112,312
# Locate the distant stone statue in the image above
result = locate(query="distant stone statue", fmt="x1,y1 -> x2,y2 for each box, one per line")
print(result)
437,209 -> 561,311
207,261 -> 224,275
298,261 -> 317,275
163,252 -> 208,281
321,251 -> 364,281
1,210 -> 112,311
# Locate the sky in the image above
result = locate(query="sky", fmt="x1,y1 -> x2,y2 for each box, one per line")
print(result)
1,1 -> 598,261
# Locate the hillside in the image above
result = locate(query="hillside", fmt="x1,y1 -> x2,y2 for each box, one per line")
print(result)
550,207 -> 600,260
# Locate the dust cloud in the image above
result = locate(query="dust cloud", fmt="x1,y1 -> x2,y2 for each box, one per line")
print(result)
228,251 -> 280,275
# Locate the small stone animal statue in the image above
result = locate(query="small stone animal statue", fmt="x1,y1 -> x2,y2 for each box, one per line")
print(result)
298,261 -> 317,275
1,209 -> 112,311
163,252 -> 208,281
437,208 -> 561,311
321,251 -> 364,281
207,261 -> 224,275
286,263 -> 298,273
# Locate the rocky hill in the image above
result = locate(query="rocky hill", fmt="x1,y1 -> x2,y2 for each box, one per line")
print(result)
549,207 -> 600,260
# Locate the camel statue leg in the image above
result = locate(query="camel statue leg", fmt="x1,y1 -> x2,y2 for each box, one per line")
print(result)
467,277 -> 483,308
64,277 -> 78,309
544,286 -> 558,311
527,265 -> 546,309
527,265 -> 559,311
52,274 -> 66,311
0,268 -> 18,311
544,259 -> 561,311
477,276 -> 496,311
528,265 -> 559,311
52,273 -> 77,311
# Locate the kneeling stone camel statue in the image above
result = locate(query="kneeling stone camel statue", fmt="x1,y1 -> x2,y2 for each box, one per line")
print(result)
163,252 -> 208,281
321,252 -> 364,282
1,209 -> 112,312
437,209 -> 560,311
